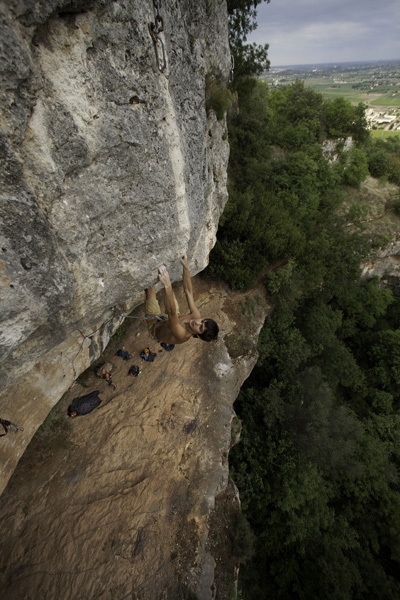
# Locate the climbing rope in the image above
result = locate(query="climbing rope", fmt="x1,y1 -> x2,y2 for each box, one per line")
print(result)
149,0 -> 167,72
70,310 -> 163,374
116,312 -> 165,322
70,312 -> 118,368
70,309 -> 161,373
0,418 -> 24,437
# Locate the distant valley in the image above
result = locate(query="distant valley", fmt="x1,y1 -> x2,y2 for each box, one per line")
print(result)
262,59 -> 400,134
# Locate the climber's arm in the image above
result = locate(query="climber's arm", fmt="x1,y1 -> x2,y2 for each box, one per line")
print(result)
158,265 -> 187,342
180,256 -> 201,318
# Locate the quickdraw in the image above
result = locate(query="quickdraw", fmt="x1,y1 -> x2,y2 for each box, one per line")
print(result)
149,0 -> 167,72
0,418 -> 24,437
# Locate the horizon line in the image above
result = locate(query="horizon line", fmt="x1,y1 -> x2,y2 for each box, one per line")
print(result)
269,58 -> 400,69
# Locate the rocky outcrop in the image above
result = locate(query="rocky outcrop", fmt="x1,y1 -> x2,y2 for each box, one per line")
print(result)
0,0 -> 231,492
362,235 -> 400,285
321,136 -> 353,163
352,177 -> 400,282
0,280 -> 270,600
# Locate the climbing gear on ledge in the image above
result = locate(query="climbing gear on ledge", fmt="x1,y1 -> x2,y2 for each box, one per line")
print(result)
128,365 -> 141,377
67,391 -> 102,418
149,0 -> 167,72
160,342 -> 175,352
140,348 -> 157,362
116,348 -> 132,361
0,418 -> 24,436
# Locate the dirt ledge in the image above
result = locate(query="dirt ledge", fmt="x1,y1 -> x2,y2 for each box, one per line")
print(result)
0,279 -> 269,600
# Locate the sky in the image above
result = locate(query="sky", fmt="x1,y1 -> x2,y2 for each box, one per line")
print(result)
247,0 -> 400,67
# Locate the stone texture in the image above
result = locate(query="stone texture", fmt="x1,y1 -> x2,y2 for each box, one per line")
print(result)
362,236 -> 400,279
0,279 -> 270,600
0,0 -> 231,492
355,177 -> 400,280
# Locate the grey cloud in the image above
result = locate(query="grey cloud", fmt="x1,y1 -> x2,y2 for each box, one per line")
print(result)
249,0 -> 400,65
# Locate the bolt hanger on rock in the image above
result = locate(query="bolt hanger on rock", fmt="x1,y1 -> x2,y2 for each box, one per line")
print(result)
149,0 -> 167,72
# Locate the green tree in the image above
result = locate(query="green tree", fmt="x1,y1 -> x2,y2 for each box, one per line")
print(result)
324,97 -> 369,142
227,0 -> 271,43
227,1 -> 271,81
368,148 -> 389,178
268,82 -> 324,147
223,54 -> 400,600
388,154 -> 400,186
284,367 -> 364,477
341,147 -> 369,188
367,329 -> 400,390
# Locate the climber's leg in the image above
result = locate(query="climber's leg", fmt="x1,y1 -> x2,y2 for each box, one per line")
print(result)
145,287 -> 161,316
144,287 -> 163,339
145,286 -> 156,303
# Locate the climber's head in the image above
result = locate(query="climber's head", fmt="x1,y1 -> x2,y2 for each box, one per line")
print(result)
191,318 -> 219,342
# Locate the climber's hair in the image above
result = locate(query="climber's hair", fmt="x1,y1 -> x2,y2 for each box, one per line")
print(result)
196,319 -> 219,342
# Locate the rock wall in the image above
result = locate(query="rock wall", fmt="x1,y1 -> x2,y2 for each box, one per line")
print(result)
0,0 -> 231,493
362,237 -> 400,281
354,177 -> 400,282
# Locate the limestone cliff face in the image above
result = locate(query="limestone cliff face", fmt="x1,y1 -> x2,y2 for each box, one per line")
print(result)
355,178 -> 400,282
362,236 -> 400,281
0,0 -> 230,492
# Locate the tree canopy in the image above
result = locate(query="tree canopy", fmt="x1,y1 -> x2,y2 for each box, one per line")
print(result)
208,50 -> 400,597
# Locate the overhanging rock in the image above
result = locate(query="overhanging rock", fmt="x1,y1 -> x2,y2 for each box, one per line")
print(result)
0,0 -> 231,494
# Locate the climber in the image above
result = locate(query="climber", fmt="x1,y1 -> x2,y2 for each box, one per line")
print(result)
145,255 -> 219,346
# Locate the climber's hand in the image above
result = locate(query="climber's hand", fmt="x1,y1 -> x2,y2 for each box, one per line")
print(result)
158,265 -> 172,288
180,255 -> 189,270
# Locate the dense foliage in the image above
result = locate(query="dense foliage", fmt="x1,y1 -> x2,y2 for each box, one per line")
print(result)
209,65 -> 400,597
208,79 -> 371,290
366,135 -> 400,187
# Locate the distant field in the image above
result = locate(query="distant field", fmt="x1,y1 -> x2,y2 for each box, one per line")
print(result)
304,78 -> 370,104
370,94 -> 400,107
305,82 -> 368,104
304,81 -> 400,107
371,129 -> 400,139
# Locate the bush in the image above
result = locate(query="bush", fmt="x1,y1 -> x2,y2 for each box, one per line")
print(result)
341,147 -> 369,188
391,196 -> 400,216
387,154 -> 400,186
205,74 -> 235,121
368,149 -> 389,178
